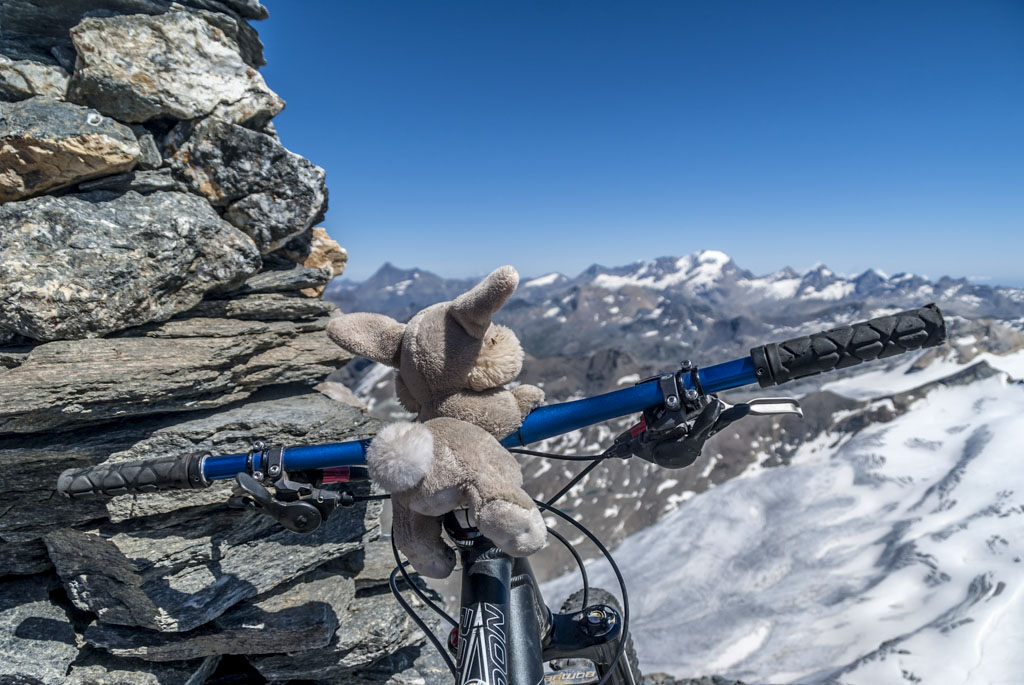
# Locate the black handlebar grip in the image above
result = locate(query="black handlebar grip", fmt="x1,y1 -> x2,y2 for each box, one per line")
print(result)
57,452 -> 210,499
749,303 -> 946,388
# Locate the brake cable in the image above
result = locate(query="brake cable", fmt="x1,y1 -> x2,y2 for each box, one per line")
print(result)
535,499 -> 631,685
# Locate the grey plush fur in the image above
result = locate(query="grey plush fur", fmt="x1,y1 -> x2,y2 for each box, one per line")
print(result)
328,266 -> 547,578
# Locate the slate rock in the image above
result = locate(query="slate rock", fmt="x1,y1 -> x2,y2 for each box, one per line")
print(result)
0,55 -> 69,101
76,168 -> 188,194
0,575 -> 78,685
275,227 -> 349,296
0,191 -> 261,343
0,317 -> 351,434
68,11 -> 281,125
249,581 -> 427,681
0,96 -> 141,202
84,567 -> 356,660
0,0 -> 265,68
224,261 -> 333,296
67,648 -> 220,685
132,125 -> 163,170
0,538 -> 53,576
172,117 -> 327,253
45,491 -> 382,633
0,388 -> 377,540
189,293 -> 337,320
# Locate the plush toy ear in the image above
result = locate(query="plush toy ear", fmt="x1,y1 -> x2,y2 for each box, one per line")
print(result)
327,313 -> 406,367
450,265 -> 519,339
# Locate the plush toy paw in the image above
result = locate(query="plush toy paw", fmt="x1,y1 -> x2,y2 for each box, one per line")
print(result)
474,499 -> 547,557
511,384 -> 545,420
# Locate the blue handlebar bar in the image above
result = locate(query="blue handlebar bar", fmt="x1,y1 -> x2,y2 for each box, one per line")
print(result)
200,356 -> 760,481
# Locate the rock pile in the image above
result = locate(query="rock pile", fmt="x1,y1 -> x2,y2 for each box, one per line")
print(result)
0,2 -> 439,682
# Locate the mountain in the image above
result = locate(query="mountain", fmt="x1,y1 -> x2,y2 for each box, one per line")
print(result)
326,251 -> 1024,682
325,253 -> 1024,580
542,362 -> 1024,684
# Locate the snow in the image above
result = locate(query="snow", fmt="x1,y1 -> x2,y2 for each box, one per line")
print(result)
524,272 -> 564,288
617,373 -> 642,386
592,250 -> 731,292
801,281 -> 855,300
739,275 -> 803,300
542,374 -> 1024,684
823,348 -> 1024,399
542,307 -> 560,319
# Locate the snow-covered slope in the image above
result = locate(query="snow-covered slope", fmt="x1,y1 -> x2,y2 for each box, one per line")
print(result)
542,367 -> 1024,684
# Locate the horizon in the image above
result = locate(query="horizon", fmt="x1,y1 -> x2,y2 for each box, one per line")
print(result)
260,1 -> 1024,287
335,250 -> 1024,290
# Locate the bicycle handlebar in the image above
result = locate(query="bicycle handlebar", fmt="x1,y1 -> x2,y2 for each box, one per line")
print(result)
57,304 -> 946,498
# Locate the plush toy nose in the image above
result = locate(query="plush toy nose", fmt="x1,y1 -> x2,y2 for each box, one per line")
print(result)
450,265 -> 519,339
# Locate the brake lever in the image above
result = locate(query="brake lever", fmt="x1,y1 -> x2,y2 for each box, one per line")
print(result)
230,472 -> 324,534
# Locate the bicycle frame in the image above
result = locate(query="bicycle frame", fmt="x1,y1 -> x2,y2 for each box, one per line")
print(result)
445,514 -> 629,685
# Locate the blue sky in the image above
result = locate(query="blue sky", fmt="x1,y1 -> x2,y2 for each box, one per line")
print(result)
259,1 -> 1023,286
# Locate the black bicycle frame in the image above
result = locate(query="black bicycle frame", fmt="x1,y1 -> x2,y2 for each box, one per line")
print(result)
445,514 -> 628,685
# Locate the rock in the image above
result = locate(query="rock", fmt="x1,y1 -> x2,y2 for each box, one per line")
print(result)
225,260 -> 333,296
189,293 -> 337,320
343,643 -> 452,684
76,168 -> 188,194
316,369 -> 369,410
0,388 -> 377,542
0,575 -> 79,685
84,567 -> 356,660
0,55 -> 69,101
67,648 -> 220,685
132,125 -> 163,170
339,539 -> 398,589
0,97 -> 141,202
0,538 -> 53,576
172,118 -> 327,253
44,490 -> 381,633
249,581 -> 427,681
275,227 -> 349,296
0,191 -> 261,342
67,11 -> 282,126
0,1 -> 265,68
0,317 -> 351,435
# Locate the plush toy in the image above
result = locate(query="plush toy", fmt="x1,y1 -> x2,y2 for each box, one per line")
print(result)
327,266 -> 547,578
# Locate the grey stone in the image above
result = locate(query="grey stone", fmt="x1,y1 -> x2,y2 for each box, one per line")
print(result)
83,567 -> 356,660
44,491 -> 381,633
0,389 -> 377,540
0,191 -> 261,343
0,575 -> 78,685
347,643 -> 452,685
0,348 -> 30,369
340,539 -> 400,589
0,538 -> 52,576
0,96 -> 140,202
0,55 -> 69,101
76,168 -> 188,194
0,1 -> 265,68
172,117 -> 327,253
67,648 -> 220,685
249,581 -> 427,681
131,125 -> 163,170
0,316 -> 352,432
225,262 -> 333,296
190,293 -> 337,320
67,11 -> 281,126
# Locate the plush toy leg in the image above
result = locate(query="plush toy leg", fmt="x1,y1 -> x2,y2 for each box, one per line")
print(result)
471,492 -> 547,558
391,494 -> 457,579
